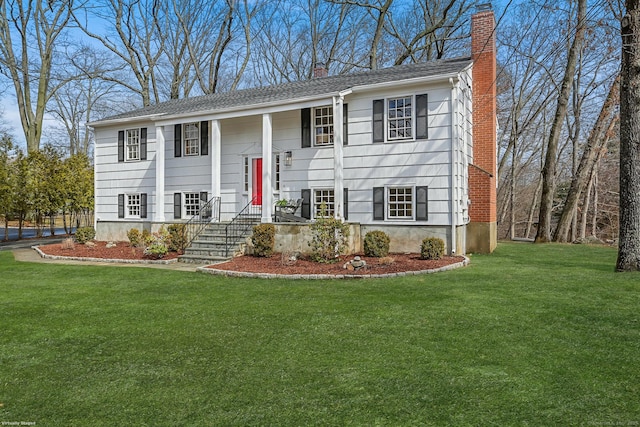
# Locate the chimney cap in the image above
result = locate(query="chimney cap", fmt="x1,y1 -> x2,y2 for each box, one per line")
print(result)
476,2 -> 492,12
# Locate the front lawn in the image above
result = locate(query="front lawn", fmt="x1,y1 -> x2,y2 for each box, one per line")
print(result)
1,243 -> 639,425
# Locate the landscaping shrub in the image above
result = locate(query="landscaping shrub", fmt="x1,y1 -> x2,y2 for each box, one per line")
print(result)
168,224 -> 188,253
75,227 -> 95,244
127,228 -> 142,247
143,226 -> 170,259
251,223 -> 275,257
141,229 -> 153,246
364,230 -> 390,257
421,237 -> 445,260
309,204 -> 350,263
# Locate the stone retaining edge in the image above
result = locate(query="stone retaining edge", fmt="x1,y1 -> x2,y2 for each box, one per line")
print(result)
32,246 -> 178,265
196,256 -> 470,279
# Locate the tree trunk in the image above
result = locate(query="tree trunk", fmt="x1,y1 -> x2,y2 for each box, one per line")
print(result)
581,167 -> 594,239
554,75 -> 620,242
617,0 -> 640,271
535,0 -> 587,242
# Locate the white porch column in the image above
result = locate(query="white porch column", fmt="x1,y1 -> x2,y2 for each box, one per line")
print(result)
333,95 -> 344,220
154,125 -> 166,222
261,113 -> 273,223
211,119 -> 221,198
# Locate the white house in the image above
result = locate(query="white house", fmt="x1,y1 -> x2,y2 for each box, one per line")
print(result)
89,6 -> 497,256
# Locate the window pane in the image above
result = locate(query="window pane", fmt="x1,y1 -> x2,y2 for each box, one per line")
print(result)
387,187 -> 413,218
314,107 -> 334,146
184,123 -> 200,156
387,96 -> 413,140
184,192 -> 201,217
313,189 -> 334,217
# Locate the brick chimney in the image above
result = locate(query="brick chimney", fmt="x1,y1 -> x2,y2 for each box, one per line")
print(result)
467,2 -> 497,253
313,62 -> 328,78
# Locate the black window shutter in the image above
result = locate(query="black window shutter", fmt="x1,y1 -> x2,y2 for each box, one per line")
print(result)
372,99 -> 384,143
117,131 -> 124,162
301,189 -> 311,219
343,188 -> 349,220
140,193 -> 148,218
174,193 -> 182,219
416,186 -> 428,221
200,121 -> 209,156
174,124 -> 182,157
416,94 -> 428,140
301,108 -> 311,148
140,128 -> 147,160
373,187 -> 384,220
118,194 -> 125,218
343,103 -> 349,146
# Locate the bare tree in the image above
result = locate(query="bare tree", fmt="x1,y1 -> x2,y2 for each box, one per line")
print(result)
73,0 -> 165,107
535,0 -> 587,242
387,0 -> 473,65
617,0 -> 640,271
554,74 -> 620,242
0,0 -> 75,153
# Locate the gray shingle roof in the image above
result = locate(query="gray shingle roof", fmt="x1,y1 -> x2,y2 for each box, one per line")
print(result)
93,57 -> 472,125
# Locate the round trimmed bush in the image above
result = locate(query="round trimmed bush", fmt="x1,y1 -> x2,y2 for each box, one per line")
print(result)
75,227 -> 96,244
364,230 -> 390,257
420,237 -> 445,260
251,223 -> 276,257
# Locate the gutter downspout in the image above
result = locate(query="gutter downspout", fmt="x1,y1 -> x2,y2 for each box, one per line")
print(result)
449,77 -> 459,255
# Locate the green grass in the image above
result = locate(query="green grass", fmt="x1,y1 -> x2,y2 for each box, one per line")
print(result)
1,242 -> 639,426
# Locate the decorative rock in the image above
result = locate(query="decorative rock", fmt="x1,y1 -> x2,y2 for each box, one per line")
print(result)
106,241 -> 117,248
343,256 -> 367,270
85,241 -> 96,248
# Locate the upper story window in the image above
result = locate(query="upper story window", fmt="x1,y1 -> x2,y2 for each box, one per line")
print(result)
183,122 -> 200,156
126,128 -> 140,161
373,94 -> 428,143
387,96 -> 413,140
314,106 -> 334,146
174,121 -> 208,157
118,128 -> 147,163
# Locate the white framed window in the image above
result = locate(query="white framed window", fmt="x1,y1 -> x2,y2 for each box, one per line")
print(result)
388,187 -> 413,219
314,106 -> 334,146
127,194 -> 141,218
183,122 -> 200,156
314,189 -> 335,217
243,157 -> 249,193
387,96 -> 413,140
126,129 -> 140,161
184,192 -> 201,217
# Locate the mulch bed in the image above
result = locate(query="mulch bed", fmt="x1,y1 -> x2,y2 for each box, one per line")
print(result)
36,241 -> 465,275
37,241 -> 180,261
209,253 -> 466,276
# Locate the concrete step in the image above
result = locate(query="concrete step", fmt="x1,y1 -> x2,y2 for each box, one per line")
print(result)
178,253 -> 230,264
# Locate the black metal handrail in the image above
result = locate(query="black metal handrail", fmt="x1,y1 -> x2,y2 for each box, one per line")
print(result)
185,196 -> 221,245
225,196 -> 261,257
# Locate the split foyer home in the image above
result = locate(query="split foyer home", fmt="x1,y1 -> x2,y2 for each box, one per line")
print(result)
89,6 -> 497,258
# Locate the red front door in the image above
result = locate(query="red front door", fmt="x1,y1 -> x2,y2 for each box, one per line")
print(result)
252,158 -> 262,205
